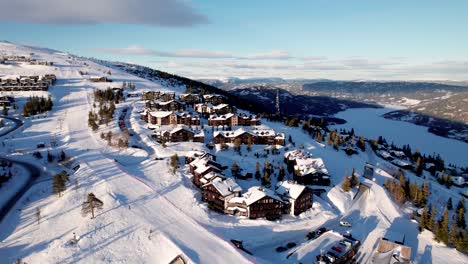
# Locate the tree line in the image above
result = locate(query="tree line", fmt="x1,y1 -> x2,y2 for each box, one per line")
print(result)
22,96 -> 53,116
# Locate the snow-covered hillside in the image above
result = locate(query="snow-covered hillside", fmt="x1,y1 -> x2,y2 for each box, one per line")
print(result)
0,41 -> 467,264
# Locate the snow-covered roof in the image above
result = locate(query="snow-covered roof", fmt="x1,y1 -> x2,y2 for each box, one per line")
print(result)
208,178 -> 242,197
148,111 -> 173,118
392,159 -> 411,167
294,156 -> 329,177
209,113 -> 235,121
228,197 -> 245,204
378,150 -> 392,159
276,181 -> 307,200
200,172 -> 224,185
284,149 -> 313,160
170,125 -> 193,135
214,128 -> 280,139
243,186 -> 283,206
213,103 -> 229,110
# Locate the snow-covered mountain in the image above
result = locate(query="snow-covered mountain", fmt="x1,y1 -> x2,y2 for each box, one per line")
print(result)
0,41 -> 467,264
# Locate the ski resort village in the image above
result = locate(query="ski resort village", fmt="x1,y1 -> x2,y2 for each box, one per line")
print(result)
0,41 -> 468,264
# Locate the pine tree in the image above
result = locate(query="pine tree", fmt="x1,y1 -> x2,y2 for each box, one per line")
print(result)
449,222 -> 458,246
456,197 -> 466,229
350,169 -> 359,187
420,206 -> 429,231
231,162 -> 240,178
415,156 -> 424,176
455,229 -> 468,252
35,207 -> 41,225
357,136 -> 366,151
170,154 -> 179,174
81,193 -> 104,219
47,151 -> 54,163
59,150 -> 66,162
342,176 -> 351,192
255,162 -> 261,181
262,171 -> 271,187
457,207 -> 466,229
447,197 -> 453,210
53,173 -> 66,197
429,205 -> 437,231
421,180 -> 430,206
278,165 -> 285,182
233,138 -> 241,154
437,207 -> 450,244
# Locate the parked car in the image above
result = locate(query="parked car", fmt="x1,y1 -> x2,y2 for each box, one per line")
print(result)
343,231 -> 353,239
332,245 -> 343,253
339,221 -> 352,227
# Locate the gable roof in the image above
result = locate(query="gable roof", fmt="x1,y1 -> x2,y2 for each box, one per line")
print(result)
276,181 -> 308,200
243,186 -> 283,206
208,178 -> 242,197
149,111 -> 172,118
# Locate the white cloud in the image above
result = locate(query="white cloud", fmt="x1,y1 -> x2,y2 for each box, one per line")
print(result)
154,58 -> 468,80
94,46 -> 295,60
94,46 -> 232,58
0,0 -> 208,26
239,50 -> 293,60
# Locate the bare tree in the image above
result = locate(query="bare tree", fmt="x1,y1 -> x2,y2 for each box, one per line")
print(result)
81,193 -> 104,219
35,207 -> 41,225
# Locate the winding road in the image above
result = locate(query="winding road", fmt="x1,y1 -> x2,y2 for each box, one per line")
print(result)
0,115 -> 48,223
0,115 -> 23,137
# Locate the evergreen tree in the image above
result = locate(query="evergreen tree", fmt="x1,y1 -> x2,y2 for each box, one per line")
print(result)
447,197 -> 453,210
59,150 -> 66,162
262,171 -> 271,187
421,180 -> 430,206
455,230 -> 468,252
357,136 -> 366,151
278,165 -> 285,182
47,151 -> 54,163
415,156 -> 424,176
457,207 -> 466,229
81,193 -> 104,219
456,198 -> 466,229
449,222 -> 458,246
420,206 -> 429,231
170,154 -> 179,174
350,168 -> 359,187
255,162 -> 261,181
35,207 -> 41,225
53,173 -> 66,197
342,176 -> 351,192
437,207 -> 450,244
231,162 -> 240,178
233,138 -> 241,154
429,205 -> 437,231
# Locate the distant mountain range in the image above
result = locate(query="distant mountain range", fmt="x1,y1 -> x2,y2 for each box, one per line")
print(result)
200,78 -> 468,125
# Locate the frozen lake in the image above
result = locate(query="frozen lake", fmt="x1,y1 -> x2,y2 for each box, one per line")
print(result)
332,107 -> 468,167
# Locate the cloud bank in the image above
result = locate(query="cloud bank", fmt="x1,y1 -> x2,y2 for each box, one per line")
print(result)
94,46 -> 293,60
0,0 -> 208,26
93,45 -> 468,80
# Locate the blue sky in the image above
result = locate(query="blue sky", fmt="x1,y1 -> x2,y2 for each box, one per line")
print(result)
1,0 -> 467,80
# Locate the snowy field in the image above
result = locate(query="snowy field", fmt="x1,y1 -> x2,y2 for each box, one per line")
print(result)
332,107 -> 468,167
0,41 -> 467,264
